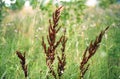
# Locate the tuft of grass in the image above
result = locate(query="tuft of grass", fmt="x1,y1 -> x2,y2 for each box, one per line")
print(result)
16,51 -> 28,78
42,6 -> 67,79
80,26 -> 109,79
57,29 -> 67,79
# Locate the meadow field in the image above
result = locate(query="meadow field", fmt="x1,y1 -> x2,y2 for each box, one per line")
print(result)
0,2 -> 120,79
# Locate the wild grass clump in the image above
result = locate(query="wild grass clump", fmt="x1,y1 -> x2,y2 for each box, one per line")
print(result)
16,51 -> 28,78
42,6 -> 67,79
80,26 -> 109,79
13,6 -> 112,79
57,29 -> 67,79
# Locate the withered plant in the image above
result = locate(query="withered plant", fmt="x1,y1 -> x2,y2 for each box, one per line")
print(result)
57,29 -> 67,79
16,51 -> 28,78
80,26 -> 109,79
42,6 -> 67,79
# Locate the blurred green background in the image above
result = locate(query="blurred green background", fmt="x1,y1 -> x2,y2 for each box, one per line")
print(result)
0,0 -> 120,79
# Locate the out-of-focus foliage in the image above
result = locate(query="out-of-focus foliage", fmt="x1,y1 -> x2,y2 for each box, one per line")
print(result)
0,1 -> 5,23
9,0 -> 25,10
0,0 -> 25,23
0,0 -> 86,23
61,1 -> 85,23
99,0 -> 117,8
106,5 -> 120,78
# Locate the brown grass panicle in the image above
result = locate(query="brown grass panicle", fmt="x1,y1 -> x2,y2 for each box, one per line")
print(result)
16,51 -> 28,78
57,29 -> 67,78
80,26 -> 109,79
42,6 -> 65,79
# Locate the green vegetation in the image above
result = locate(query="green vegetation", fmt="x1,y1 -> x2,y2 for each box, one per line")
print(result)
0,1 -> 120,79
99,0 -> 117,8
